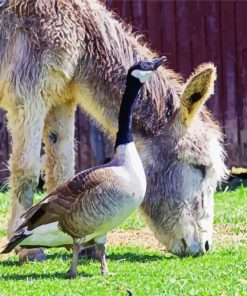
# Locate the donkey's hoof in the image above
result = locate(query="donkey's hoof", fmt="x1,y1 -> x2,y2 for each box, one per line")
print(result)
66,270 -> 78,279
28,250 -> 46,262
19,248 -> 46,265
78,246 -> 100,261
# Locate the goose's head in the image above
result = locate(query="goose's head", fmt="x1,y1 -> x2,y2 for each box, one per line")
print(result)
129,57 -> 166,84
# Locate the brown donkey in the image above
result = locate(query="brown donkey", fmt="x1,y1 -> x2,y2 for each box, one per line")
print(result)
0,0 -> 227,259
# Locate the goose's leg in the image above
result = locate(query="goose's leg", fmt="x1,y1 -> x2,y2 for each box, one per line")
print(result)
95,243 -> 109,276
68,239 -> 80,279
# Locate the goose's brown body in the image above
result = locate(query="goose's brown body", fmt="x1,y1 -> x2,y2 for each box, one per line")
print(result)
18,143 -> 146,244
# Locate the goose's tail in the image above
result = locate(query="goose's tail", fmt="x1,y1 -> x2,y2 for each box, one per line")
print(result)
0,229 -> 32,254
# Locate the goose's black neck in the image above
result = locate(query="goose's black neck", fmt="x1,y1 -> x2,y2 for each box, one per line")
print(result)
115,76 -> 142,150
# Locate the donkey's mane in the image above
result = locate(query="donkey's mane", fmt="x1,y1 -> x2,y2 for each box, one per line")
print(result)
75,0 -> 183,133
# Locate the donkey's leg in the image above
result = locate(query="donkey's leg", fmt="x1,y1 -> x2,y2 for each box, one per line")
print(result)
43,104 -> 97,258
6,102 -> 46,261
42,103 -> 76,192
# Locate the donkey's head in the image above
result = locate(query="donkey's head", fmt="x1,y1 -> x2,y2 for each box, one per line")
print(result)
141,63 -> 227,256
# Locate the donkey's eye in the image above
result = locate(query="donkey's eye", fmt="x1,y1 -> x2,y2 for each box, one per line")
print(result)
192,164 -> 206,178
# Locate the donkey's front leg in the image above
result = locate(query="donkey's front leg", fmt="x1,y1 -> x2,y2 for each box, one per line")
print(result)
42,103 -> 76,192
7,102 -> 46,263
43,103 -> 98,257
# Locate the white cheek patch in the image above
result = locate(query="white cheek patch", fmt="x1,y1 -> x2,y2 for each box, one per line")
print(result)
131,69 -> 153,83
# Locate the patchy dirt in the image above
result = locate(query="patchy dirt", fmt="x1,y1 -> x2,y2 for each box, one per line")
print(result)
213,224 -> 247,248
107,228 -> 166,252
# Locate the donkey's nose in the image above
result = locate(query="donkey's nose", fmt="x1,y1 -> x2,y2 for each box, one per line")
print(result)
205,240 -> 210,252
171,239 -> 208,257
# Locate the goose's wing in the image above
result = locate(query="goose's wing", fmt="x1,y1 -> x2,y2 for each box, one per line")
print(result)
17,164 -> 118,231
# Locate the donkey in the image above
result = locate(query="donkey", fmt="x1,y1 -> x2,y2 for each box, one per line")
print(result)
0,0 -> 227,259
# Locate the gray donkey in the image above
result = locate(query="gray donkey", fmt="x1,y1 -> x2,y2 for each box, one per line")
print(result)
0,0 -> 227,260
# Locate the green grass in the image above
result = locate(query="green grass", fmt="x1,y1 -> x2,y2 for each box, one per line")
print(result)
0,187 -> 246,295
214,186 -> 247,225
0,246 -> 246,296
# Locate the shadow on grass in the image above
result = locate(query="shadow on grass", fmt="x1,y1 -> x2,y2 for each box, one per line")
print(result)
0,260 -> 19,267
0,251 -> 178,280
0,271 -> 93,281
29,245 -> 174,263
108,251 -> 175,262
0,249 -> 176,273
45,251 -> 168,264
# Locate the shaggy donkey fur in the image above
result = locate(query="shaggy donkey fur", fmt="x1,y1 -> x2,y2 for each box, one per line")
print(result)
0,0 -> 227,257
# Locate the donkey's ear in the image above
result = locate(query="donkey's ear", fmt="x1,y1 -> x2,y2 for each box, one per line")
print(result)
179,63 -> 216,127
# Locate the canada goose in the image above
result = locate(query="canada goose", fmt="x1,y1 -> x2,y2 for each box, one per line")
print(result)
1,57 -> 165,278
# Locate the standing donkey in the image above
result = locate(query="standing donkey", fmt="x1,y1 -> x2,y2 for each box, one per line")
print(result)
0,0 -> 227,260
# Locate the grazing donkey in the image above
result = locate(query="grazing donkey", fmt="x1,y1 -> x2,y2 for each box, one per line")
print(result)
0,0 -> 227,259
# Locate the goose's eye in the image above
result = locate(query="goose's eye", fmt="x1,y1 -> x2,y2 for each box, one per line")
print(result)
192,164 -> 206,178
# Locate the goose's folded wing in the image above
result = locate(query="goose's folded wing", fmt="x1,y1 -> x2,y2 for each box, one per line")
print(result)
17,166 -> 116,231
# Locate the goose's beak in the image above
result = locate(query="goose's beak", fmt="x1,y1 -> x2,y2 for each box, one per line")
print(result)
152,56 -> 166,70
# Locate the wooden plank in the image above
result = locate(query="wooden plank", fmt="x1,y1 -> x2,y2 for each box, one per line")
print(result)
145,0 -> 162,51
131,0 -> 146,31
220,1 -> 239,166
160,0 -> 178,70
74,108 -> 94,172
189,1 -> 206,67
0,109 -> 10,184
175,1 -> 193,77
74,108 -> 82,172
235,1 -> 247,166
202,1 -> 222,122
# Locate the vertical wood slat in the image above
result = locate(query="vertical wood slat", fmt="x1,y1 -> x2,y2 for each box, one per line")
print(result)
235,2 -> 247,164
160,1 -> 178,70
131,0 -> 145,31
74,108 -> 102,173
189,1 -> 206,67
145,1 -> 162,51
0,110 -> 10,184
203,1 -> 222,121
220,1 -> 239,166
175,2 -> 193,78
